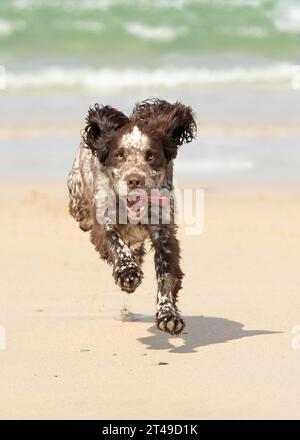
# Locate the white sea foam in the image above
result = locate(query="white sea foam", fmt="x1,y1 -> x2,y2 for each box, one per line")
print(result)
0,17 -> 25,36
273,2 -> 300,33
4,63 -> 297,91
125,22 -> 187,41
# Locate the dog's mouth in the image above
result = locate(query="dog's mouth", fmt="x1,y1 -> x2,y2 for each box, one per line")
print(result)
126,193 -> 144,219
125,191 -> 169,220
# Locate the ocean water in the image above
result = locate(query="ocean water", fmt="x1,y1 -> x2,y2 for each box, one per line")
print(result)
0,0 -> 300,87
0,0 -> 299,183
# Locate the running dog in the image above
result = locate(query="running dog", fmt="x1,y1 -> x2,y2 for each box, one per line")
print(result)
67,98 -> 196,334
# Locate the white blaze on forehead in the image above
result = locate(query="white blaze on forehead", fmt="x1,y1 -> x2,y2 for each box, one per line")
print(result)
120,126 -> 149,151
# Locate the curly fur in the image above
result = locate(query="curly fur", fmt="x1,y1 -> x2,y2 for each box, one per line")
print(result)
132,98 -> 197,160
82,104 -> 130,162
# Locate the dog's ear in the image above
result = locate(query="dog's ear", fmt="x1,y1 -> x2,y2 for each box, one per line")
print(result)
132,99 -> 197,161
83,104 -> 129,163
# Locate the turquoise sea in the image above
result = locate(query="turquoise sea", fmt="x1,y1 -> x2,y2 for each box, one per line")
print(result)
0,0 -> 299,182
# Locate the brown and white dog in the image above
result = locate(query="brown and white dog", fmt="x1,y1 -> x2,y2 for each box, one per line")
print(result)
67,98 -> 196,334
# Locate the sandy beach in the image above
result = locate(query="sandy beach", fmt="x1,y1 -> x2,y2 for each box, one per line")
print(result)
1,0 -> 300,422
0,181 -> 299,419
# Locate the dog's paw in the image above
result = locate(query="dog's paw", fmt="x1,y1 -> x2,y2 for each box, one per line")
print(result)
115,266 -> 143,293
156,313 -> 185,335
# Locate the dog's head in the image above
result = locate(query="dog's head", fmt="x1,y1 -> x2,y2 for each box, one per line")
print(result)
83,98 -> 196,219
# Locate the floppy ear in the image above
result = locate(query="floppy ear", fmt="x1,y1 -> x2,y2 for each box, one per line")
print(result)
83,104 -> 129,163
132,99 -> 197,161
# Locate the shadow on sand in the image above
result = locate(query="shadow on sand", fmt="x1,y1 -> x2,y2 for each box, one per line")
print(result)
136,315 -> 280,354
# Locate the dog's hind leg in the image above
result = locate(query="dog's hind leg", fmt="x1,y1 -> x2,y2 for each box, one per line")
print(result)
67,148 -> 93,232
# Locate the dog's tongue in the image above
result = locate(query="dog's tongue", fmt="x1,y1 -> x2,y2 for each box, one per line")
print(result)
149,195 -> 169,207
127,195 -> 139,207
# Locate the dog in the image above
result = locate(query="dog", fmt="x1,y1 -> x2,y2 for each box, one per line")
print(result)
67,98 -> 196,334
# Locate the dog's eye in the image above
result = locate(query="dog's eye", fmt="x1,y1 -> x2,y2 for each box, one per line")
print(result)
146,152 -> 154,161
115,151 -> 124,159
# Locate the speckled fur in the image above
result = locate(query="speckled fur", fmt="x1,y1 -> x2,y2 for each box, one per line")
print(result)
67,99 -> 196,334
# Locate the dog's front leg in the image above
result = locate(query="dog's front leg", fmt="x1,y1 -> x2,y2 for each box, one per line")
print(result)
106,227 -> 143,293
149,225 -> 185,335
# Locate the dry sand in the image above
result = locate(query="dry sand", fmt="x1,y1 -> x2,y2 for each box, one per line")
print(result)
0,181 -> 299,419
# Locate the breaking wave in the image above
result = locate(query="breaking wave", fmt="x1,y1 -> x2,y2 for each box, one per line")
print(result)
3,64 -> 297,91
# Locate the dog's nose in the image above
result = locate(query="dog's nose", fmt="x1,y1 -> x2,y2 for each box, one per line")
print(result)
126,174 -> 145,190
